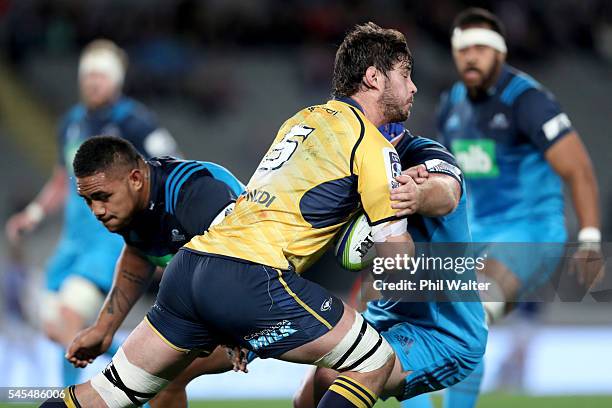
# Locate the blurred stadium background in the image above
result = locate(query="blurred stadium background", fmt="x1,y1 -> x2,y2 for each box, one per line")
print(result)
1,0 -> 611,406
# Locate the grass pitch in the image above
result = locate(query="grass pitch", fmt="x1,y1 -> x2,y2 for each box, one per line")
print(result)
2,394 -> 611,407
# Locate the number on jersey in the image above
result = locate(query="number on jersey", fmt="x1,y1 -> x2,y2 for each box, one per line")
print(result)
258,125 -> 314,171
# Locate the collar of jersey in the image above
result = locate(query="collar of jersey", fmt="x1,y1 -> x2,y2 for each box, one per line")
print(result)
487,64 -> 513,96
333,96 -> 364,114
85,95 -> 124,120
146,161 -> 163,211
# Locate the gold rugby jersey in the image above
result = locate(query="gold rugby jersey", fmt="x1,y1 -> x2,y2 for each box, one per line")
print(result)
185,98 -> 403,273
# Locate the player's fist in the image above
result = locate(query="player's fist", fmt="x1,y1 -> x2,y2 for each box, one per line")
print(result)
66,324 -> 113,368
570,249 -> 605,288
391,174 -> 422,216
402,164 -> 429,184
5,209 -> 41,244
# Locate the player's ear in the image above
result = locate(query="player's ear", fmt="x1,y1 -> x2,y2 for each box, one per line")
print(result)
362,66 -> 381,91
128,168 -> 145,191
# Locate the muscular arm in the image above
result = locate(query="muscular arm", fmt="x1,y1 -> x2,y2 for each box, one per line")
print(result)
66,244 -> 156,367
95,244 -> 156,335
545,131 -> 600,230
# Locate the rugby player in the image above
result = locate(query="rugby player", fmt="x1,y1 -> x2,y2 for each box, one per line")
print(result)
5,39 -> 178,386
402,8 -> 602,408
292,123 -> 487,406
42,22 -> 417,408
65,135 -> 244,408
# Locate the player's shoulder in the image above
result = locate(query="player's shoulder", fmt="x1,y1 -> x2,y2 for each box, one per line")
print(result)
317,99 -> 372,141
113,97 -> 157,127
498,65 -> 550,106
154,158 -> 215,214
149,156 -> 186,175
443,81 -> 468,107
61,103 -> 86,126
401,132 -> 449,154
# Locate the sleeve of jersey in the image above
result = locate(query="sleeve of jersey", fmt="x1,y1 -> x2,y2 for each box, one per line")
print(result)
396,138 -> 463,186
174,176 -> 237,237
353,136 -> 401,226
515,88 -> 574,152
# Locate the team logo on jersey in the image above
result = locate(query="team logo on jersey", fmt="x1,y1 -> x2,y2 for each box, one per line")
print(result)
244,320 -> 297,351
489,113 -> 509,129
383,148 -> 402,189
391,333 -> 414,356
171,228 -> 185,242
451,139 -> 499,178
320,297 -> 333,312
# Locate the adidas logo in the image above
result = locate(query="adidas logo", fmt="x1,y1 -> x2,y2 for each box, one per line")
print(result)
489,113 -> 509,129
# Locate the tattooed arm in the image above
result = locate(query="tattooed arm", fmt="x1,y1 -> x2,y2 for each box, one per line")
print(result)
66,245 -> 155,367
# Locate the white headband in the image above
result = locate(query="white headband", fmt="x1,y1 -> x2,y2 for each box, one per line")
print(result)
451,27 -> 507,53
78,49 -> 125,86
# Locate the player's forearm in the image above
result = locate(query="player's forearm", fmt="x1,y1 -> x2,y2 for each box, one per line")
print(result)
416,175 -> 460,217
95,248 -> 155,334
565,164 -> 600,230
34,165 -> 68,215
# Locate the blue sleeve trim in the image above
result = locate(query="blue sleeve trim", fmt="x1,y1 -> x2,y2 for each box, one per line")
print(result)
449,83 -> 467,105
197,161 -> 245,197
165,161 -> 199,213
171,165 -> 208,213
500,74 -> 539,105
111,99 -> 136,123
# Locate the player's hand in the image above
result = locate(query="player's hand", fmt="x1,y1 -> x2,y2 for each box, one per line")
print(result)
570,249 -> 605,288
391,174 -> 422,216
66,325 -> 113,368
5,211 -> 39,244
225,346 -> 249,373
402,164 -> 429,184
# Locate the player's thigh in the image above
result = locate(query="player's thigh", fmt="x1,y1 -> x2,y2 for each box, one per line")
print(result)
170,346 -> 235,386
145,250 -> 223,355
188,256 -> 346,360
122,320 -> 198,379
278,304 -> 354,364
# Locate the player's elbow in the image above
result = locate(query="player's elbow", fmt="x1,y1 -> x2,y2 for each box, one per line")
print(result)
436,193 -> 459,216
428,187 -> 460,217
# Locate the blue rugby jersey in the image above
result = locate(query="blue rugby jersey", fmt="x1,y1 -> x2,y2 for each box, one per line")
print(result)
118,157 -> 245,267
436,64 -> 572,225
368,125 -> 487,357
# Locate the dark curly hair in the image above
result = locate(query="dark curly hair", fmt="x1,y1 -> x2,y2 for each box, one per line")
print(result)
332,22 -> 412,98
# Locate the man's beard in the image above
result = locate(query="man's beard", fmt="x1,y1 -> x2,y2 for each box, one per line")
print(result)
466,57 -> 501,98
379,84 -> 409,124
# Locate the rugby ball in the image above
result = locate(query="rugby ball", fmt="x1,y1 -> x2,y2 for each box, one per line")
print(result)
334,213 -> 376,271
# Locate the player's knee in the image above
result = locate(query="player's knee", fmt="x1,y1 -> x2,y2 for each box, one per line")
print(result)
90,347 -> 169,408
315,311 -> 394,374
